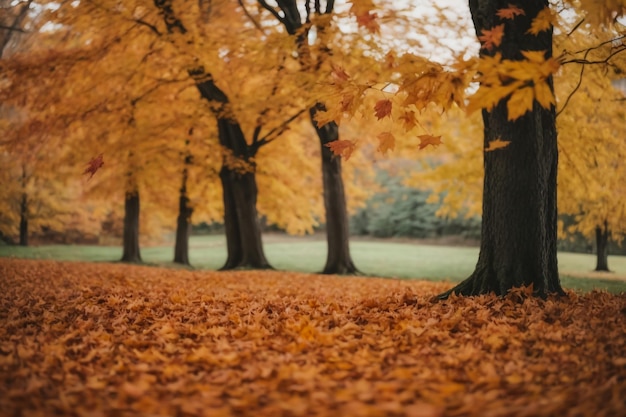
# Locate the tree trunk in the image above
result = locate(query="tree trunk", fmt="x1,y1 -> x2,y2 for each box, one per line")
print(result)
441,0 -> 564,298
217,119 -> 272,270
174,150 -> 193,266
595,222 -> 610,272
121,191 -> 142,263
173,182 -> 192,266
19,192 -> 27,246
310,105 -> 357,274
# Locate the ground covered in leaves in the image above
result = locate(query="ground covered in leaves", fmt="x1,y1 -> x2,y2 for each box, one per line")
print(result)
1,259 -> 625,417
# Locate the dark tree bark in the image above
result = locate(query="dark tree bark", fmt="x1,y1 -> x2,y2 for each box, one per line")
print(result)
121,191 -> 142,263
215,119 -> 271,270
441,0 -> 564,298
173,159 -> 193,265
595,221 -> 610,272
18,164 -> 28,246
257,0 -> 358,274
19,192 -> 28,246
310,105 -> 357,274
154,0 -> 271,270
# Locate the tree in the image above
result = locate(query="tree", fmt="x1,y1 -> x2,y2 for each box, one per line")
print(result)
253,0 -> 361,274
556,28 -> 626,272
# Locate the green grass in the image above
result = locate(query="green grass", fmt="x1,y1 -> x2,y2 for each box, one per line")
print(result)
1,234 -> 625,293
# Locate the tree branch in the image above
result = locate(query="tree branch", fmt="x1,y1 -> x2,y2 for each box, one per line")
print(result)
258,0 -> 287,26
237,0 -> 265,33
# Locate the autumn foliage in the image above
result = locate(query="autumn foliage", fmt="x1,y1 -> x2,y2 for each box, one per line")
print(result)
1,258 -> 625,416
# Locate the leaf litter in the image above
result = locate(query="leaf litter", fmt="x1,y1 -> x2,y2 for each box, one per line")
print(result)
0,259 -> 625,417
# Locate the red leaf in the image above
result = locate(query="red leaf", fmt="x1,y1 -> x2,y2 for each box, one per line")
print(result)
478,24 -> 505,51
418,135 -> 442,150
374,99 -> 392,120
83,153 -> 104,180
497,4 -> 525,19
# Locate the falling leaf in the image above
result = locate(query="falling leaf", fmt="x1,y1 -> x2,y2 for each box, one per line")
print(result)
83,153 -> 104,180
325,139 -> 357,160
376,132 -> 395,155
417,134 -> 442,150
485,139 -> 511,151
527,7 -> 556,35
478,24 -> 505,51
497,4 -> 525,19
374,99 -> 393,120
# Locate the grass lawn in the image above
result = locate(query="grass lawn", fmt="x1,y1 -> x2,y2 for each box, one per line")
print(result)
1,234 -> 625,293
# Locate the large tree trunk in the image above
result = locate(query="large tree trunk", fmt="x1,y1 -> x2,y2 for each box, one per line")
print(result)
441,0 -> 564,297
121,191 -> 142,263
310,105 -> 357,274
217,119 -> 271,270
595,222 -> 610,272
19,192 -> 27,246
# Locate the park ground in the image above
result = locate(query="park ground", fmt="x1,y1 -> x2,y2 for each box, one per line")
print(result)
1,258 -> 625,416
2,233 -> 626,293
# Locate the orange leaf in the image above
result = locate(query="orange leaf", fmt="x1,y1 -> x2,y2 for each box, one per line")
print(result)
376,132 -> 395,155
374,99 -> 392,120
418,135 -> 442,150
331,64 -> 350,82
325,139 -> 356,160
356,12 -> 380,34
83,153 -> 104,180
485,138 -> 511,151
399,110 -> 418,130
479,25 -> 505,51
497,4 -> 525,19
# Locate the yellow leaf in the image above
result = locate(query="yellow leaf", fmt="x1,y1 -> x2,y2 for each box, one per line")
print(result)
533,80 -> 554,109
485,139 -> 511,152
507,86 -> 534,120
527,7 -> 556,35
376,132 -> 395,155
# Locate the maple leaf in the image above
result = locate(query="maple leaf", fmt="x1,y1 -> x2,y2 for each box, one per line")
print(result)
83,153 -> 104,180
356,12 -> 380,34
418,134 -> 442,150
374,99 -> 392,120
527,7 -> 556,35
507,86 -> 534,120
496,4 -> 525,19
485,139 -> 511,152
325,139 -> 356,160
376,132 -> 395,155
479,25 -> 505,51
399,110 -> 418,131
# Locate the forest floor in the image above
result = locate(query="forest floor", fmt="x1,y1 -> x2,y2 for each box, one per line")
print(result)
1,258 -> 625,417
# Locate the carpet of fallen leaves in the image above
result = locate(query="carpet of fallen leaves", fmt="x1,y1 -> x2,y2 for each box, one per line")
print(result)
1,259 -> 625,417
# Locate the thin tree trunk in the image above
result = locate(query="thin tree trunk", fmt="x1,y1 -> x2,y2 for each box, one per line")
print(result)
595,221 -> 610,272
19,192 -> 27,246
173,176 -> 192,265
174,146 -> 193,266
441,0 -> 563,298
310,105 -> 357,274
121,191 -> 142,263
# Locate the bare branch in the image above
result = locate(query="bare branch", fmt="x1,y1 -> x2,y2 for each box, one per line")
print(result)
238,0 -> 265,33
258,0 -> 287,26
